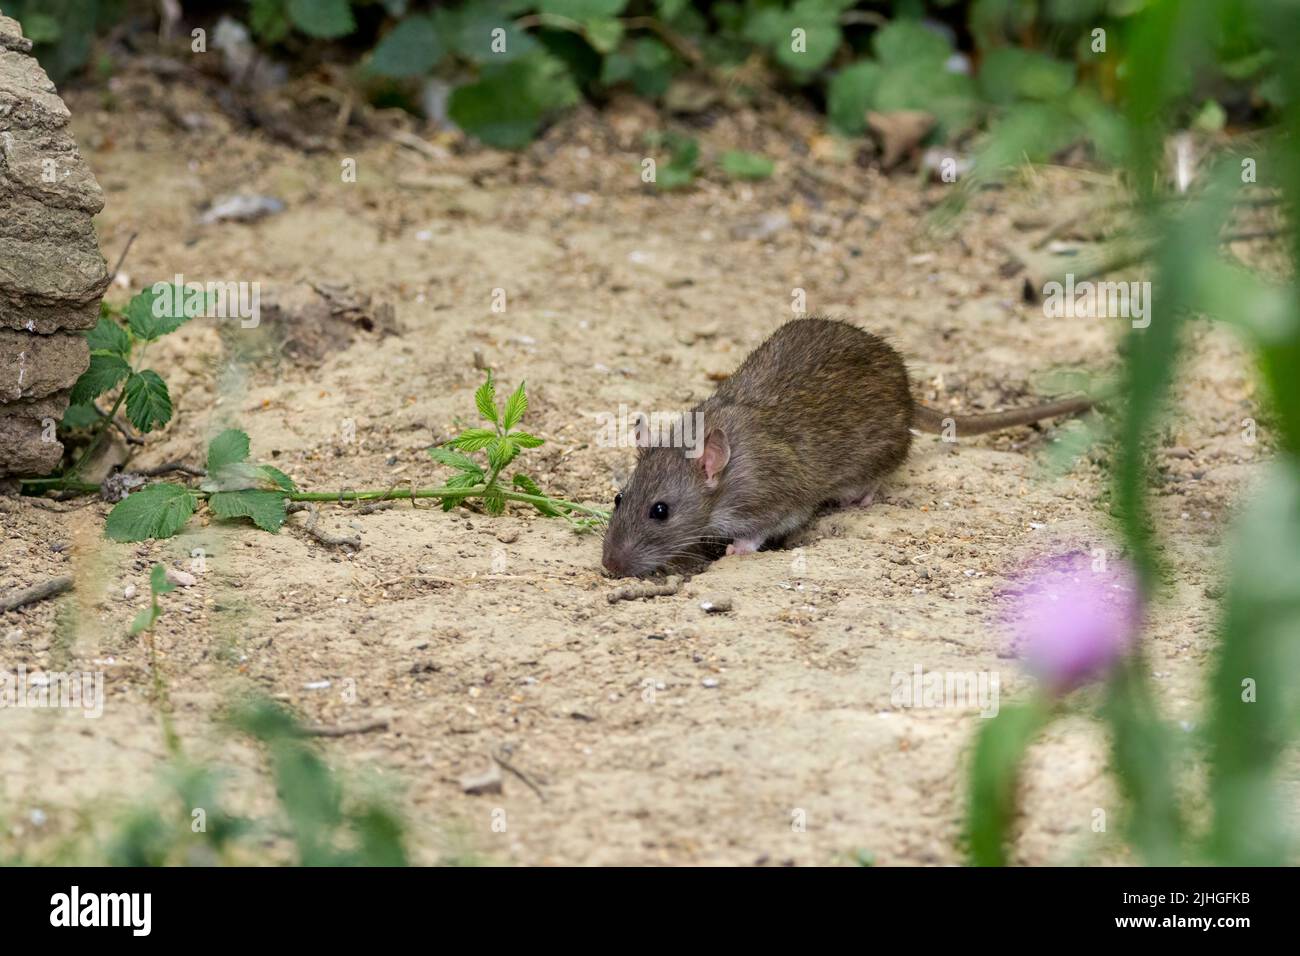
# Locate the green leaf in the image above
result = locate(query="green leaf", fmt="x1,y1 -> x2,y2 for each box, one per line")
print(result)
720,150 -> 774,180
871,19 -> 951,67
429,446 -> 485,475
149,563 -> 177,596
106,484 -> 198,542
966,702 -> 1048,866
250,0 -> 291,43
773,3 -> 841,74
207,429 -> 251,475
483,484 -> 506,516
827,60 -> 881,136
487,437 -> 520,472
510,431 -> 545,448
126,285 -> 209,341
450,428 -> 497,452
258,465 -> 299,494
440,471 -> 481,511
128,606 -> 157,636
287,0 -> 355,39
123,370 -> 172,434
445,6 -> 537,64
209,490 -> 289,533
655,132 -> 699,190
873,62 -> 978,140
584,17 -> 624,54
513,473 -> 560,516
60,402 -> 101,430
475,372 -> 498,424
369,15 -> 443,77
449,52 -> 580,149
86,316 -> 131,357
502,381 -> 528,431
978,48 -> 1075,106
70,354 -> 130,405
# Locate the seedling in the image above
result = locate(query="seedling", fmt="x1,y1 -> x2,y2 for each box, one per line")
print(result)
129,563 -> 176,635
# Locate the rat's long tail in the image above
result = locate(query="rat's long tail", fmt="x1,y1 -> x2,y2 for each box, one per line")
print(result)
911,396 -> 1094,436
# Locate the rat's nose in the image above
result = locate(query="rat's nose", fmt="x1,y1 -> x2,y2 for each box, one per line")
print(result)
602,546 -> 629,577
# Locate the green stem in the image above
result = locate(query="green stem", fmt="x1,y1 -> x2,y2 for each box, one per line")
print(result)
285,484 -> 609,520
22,476 -> 610,522
68,388 -> 126,480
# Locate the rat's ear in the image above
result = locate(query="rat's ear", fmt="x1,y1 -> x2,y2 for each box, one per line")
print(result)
699,428 -> 730,487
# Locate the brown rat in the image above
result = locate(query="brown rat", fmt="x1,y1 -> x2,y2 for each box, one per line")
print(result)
600,317 -> 1093,578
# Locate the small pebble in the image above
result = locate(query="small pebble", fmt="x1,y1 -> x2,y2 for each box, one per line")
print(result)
165,568 -> 197,587
699,595 -> 733,614
701,678 -> 719,689
123,584 -> 136,600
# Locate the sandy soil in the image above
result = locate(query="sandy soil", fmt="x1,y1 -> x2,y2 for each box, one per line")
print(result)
0,73 -> 1269,865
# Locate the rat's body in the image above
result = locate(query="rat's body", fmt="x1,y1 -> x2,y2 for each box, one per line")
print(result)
600,318 -> 1093,578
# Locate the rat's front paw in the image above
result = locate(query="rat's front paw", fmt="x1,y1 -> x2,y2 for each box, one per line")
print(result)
726,537 -> 763,556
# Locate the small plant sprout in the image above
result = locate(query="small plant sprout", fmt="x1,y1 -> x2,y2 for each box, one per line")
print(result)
101,372 -> 608,543
129,564 -> 176,635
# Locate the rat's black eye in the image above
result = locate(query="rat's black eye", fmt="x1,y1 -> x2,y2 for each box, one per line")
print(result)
614,493 -> 623,510
649,502 -> 669,521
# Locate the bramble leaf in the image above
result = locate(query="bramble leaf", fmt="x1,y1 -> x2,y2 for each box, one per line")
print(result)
106,484 -> 197,542
369,15 -> 443,77
86,316 -> 131,357
510,431 -> 545,448
502,381 -> 528,431
60,403 -> 100,430
429,446 -> 485,476
475,372 -> 498,424
513,473 -> 560,516
207,429 -> 251,474
487,437 -> 519,472
449,429 -> 497,452
124,370 -> 173,433
209,490 -> 288,533
70,354 -> 130,405
126,285 -> 208,341
258,465 -> 299,494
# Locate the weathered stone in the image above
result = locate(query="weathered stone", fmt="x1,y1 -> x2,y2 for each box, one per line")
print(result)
0,329 -> 88,401
0,14 -> 33,54
0,8 -> 109,477
0,393 -> 65,475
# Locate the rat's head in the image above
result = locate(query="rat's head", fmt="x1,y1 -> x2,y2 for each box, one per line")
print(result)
601,424 -> 731,578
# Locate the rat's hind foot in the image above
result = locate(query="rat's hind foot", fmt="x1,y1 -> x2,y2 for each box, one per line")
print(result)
838,481 -> 879,509
726,537 -> 764,556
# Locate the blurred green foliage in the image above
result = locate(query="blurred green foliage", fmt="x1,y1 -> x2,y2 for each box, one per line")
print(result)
3,698 -> 411,866
967,0 -> 1300,869
10,2 -> 1290,156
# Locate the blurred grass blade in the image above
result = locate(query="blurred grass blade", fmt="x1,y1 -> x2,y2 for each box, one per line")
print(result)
967,701 -> 1049,866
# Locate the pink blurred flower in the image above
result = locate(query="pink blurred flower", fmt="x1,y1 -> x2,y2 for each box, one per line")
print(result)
1003,551 -> 1143,693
